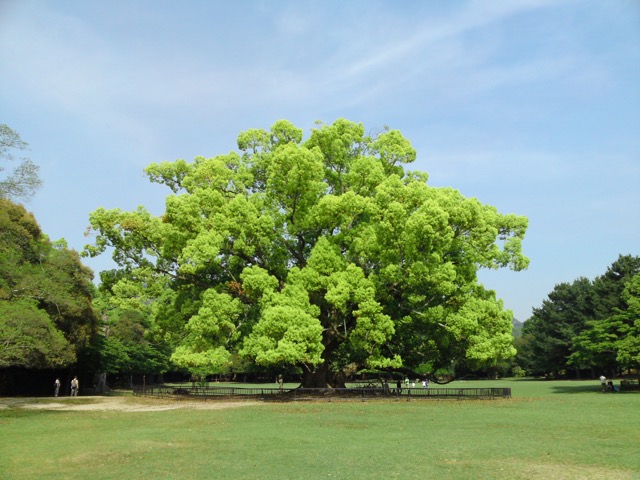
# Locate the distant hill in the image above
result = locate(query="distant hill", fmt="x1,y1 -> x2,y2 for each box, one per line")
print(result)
512,319 -> 524,338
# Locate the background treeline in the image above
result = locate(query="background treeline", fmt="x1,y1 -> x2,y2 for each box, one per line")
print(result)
0,198 -> 176,395
0,199 -> 99,394
511,254 -> 640,379
0,125 -> 174,395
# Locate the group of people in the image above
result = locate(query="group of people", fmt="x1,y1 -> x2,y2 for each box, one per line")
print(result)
599,375 -> 617,392
53,376 -> 79,397
394,378 -> 429,390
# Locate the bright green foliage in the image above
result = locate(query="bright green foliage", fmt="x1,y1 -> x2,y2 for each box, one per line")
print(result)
84,119 -> 528,386
614,273 -> 640,367
0,199 -> 98,368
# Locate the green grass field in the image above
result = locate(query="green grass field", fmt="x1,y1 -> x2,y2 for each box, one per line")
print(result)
1,379 -> 638,480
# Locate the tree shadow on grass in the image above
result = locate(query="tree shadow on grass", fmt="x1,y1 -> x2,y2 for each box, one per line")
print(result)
550,384 -> 638,394
550,384 -> 605,394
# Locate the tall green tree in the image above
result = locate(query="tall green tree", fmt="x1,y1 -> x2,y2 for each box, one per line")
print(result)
519,255 -> 640,378
592,255 -> 640,319
0,125 -> 42,202
569,256 -> 640,375
94,293 -> 172,377
614,273 -> 640,369
0,199 -> 98,369
0,300 -> 74,368
84,119 -> 529,387
519,278 -> 596,377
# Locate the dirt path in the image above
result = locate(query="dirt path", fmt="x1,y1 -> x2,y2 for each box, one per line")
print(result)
0,396 -> 260,412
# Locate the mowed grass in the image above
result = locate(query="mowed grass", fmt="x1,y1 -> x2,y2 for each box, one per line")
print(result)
0,379 -> 638,480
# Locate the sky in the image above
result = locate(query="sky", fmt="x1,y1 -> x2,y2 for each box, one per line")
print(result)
1,0 -> 639,322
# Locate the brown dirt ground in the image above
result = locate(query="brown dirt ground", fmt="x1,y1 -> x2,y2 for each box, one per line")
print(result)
0,396 -> 260,412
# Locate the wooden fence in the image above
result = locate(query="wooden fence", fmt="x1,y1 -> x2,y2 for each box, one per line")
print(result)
132,384 -> 511,402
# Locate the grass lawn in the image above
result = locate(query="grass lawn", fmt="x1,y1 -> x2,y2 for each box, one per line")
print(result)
0,378 -> 638,480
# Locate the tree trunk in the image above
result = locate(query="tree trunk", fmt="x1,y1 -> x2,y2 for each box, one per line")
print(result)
300,363 -> 347,388
299,332 -> 346,388
94,373 -> 107,394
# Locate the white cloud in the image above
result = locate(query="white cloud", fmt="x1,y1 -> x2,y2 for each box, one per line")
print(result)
0,0 -> 611,135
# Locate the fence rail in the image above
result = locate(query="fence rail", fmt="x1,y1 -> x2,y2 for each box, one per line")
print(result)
620,379 -> 640,391
132,384 -> 511,401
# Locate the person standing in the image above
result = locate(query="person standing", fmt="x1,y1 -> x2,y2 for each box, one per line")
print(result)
599,375 -> 607,392
70,376 -> 79,397
54,378 -> 61,397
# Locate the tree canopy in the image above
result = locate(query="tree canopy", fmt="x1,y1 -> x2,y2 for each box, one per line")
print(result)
0,124 -> 42,202
0,198 -> 98,369
519,254 -> 640,377
84,119 -> 529,387
92,292 -> 172,377
519,277 -> 595,377
569,256 -> 640,375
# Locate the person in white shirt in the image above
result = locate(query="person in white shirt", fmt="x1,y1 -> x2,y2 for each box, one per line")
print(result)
70,376 -> 79,396
599,375 -> 607,392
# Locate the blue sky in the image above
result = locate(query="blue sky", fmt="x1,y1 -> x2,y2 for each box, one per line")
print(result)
1,0 -> 639,322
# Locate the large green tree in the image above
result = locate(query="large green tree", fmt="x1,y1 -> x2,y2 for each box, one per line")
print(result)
0,199 -> 98,369
569,256 -> 640,375
94,293 -> 172,378
614,273 -> 640,369
0,300 -> 74,368
519,255 -> 640,378
84,119 -> 528,387
519,278 -> 595,377
592,255 -> 640,319
0,124 -> 42,202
